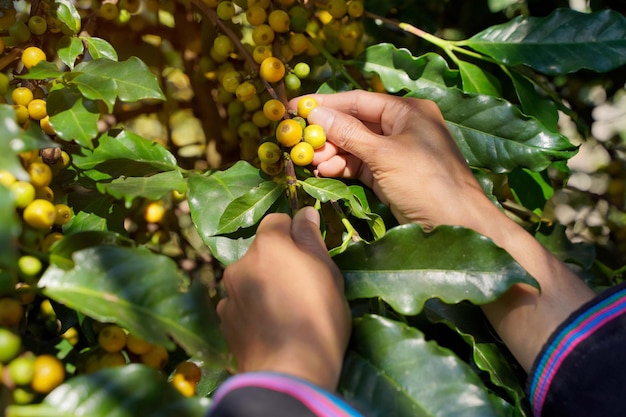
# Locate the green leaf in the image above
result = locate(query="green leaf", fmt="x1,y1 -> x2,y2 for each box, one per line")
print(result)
96,170 -> 186,205
507,168 -> 554,214
15,122 -> 59,154
6,365 -> 210,417
465,9 -> 626,75
0,105 -> 32,180
188,162 -> 268,265
457,60 -> 501,96
508,71 -> 559,132
39,245 -> 227,363
424,300 -> 529,415
49,231 -> 134,270
488,0 -> 518,13
333,224 -> 537,315
17,61 -> 64,80
300,177 -> 353,202
356,44 -> 576,172
71,72 -> 117,113
48,87 -> 100,148
217,180 -> 284,234
76,57 -> 165,102
340,315 -> 513,417
73,130 -> 179,174
56,36 -> 84,69
82,36 -> 118,61
0,185 -> 20,270
53,0 -> 82,35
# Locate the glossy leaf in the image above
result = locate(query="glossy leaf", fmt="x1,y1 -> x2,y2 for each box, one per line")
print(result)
83,37 -> 118,61
72,72 -> 117,112
340,315 -> 513,417
507,71 -> 559,133
76,57 -> 166,102
73,130 -> 179,174
17,61 -> 64,80
424,300 -> 529,415
465,9 -> 626,75
457,60 -> 501,96
217,180 -> 284,234
507,168 -> 554,214
96,170 -> 186,205
188,162 -> 269,265
333,224 -> 537,315
356,45 -> 576,172
6,365 -> 210,417
300,177 -> 354,202
39,245 -> 227,363
56,36 -> 84,69
47,87 -> 100,148
53,0 -> 81,35
0,186 -> 19,270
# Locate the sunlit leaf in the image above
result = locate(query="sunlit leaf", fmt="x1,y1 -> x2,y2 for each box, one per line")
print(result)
82,36 -> 118,61
97,170 -> 186,205
53,0 -> 82,35
56,36 -> 84,69
72,73 -> 117,113
47,87 -> 100,148
334,224 -> 537,315
340,315 -> 514,417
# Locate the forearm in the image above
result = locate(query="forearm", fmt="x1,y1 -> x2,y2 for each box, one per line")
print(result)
460,191 -> 595,371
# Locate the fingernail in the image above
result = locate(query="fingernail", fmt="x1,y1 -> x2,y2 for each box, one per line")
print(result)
308,107 -> 333,132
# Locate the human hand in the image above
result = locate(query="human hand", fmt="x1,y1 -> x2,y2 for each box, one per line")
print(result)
216,207 -> 351,391
289,90 -> 495,232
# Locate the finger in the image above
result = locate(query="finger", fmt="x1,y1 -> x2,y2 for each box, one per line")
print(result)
290,207 -> 327,255
255,212 -> 292,237
316,154 -> 368,181
311,142 -> 341,165
307,106 -> 381,163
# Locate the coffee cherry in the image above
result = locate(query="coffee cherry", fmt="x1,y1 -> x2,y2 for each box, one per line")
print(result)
61,327 -> 79,346
252,45 -> 272,64
98,325 -> 127,353
10,181 -> 36,208
289,33 -> 308,55
12,387 -> 35,405
0,72 -> 9,95
246,5 -> 267,25
18,255 -> 42,278
276,119 -> 303,147
23,199 -> 56,229
260,57 -> 285,83
41,232 -> 63,252
284,73 -> 301,91
303,124 -> 326,149
31,354 -> 65,393
347,0 -> 364,17
171,372 -> 196,397
99,2 -> 120,20
280,44 -> 294,62
252,110 -> 271,127
40,116 -> 56,135
216,1 -> 235,20
13,105 -> 29,124
126,333 -> 153,355
140,344 -> 169,369
21,46 -> 46,69
238,121 -> 260,140
0,169 -> 16,187
0,298 -> 24,327
175,361 -> 202,383
9,355 -> 35,386
297,97 -> 318,118
288,5 -> 308,32
262,99 -> 286,121
293,62 -> 310,79
252,24 -> 275,46
243,94 -> 261,111
222,71 -> 242,93
327,0 -> 347,18
290,142 -> 314,166
99,352 -> 126,368
35,186 -> 54,202
54,204 -> 73,225
9,21 -> 31,43
261,160 -> 283,176
268,10 -> 290,33
235,81 -> 257,102
213,35 -> 235,58
27,98 -> 47,120
27,162 -> 53,188
12,87 -> 33,107
257,141 -> 282,163
0,328 -> 21,363
144,201 -> 165,224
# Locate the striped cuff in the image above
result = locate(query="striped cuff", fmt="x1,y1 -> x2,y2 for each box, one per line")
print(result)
528,282 -> 626,417
209,372 -> 364,417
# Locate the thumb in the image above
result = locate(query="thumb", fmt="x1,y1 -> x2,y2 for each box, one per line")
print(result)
307,106 -> 379,162
290,207 -> 329,260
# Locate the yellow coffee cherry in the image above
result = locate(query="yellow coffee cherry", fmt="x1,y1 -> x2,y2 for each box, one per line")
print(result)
246,5 -> 266,26
174,361 -> 202,383
40,116 -> 56,135
259,57 -> 285,83
140,344 -> 169,369
252,24 -> 275,46
41,232 -> 64,252
252,45 -> 272,64
290,142 -> 315,166
171,372 -> 196,397
261,160 -> 283,176
27,99 -> 47,120
303,124 -> 326,149
262,99 -> 286,121
13,105 -> 30,124
35,186 -> 54,202
126,333 -> 153,355
0,169 -> 16,187
257,141 -> 282,164
21,46 -> 46,69
235,81 -> 257,102
98,325 -> 127,353
23,199 -> 56,229
12,87 -> 34,107
31,354 -> 65,393
275,119 -> 303,147
27,162 -> 53,188
268,10 -> 289,33
54,204 -> 73,225
251,110 -> 271,128
297,97 -> 318,118
144,201 -> 165,224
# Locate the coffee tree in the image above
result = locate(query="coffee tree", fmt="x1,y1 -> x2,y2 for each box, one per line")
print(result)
1,0 -> 625,415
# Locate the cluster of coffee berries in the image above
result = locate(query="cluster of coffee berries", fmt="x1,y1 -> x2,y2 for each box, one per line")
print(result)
257,96 -> 325,175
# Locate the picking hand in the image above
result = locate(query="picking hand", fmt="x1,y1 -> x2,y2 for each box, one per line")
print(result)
217,207 -> 351,391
